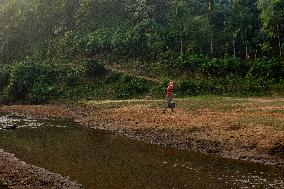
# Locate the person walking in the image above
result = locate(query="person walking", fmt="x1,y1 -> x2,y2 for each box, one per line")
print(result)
163,81 -> 175,113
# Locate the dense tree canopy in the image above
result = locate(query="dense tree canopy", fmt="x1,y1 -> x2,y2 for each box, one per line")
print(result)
0,0 -> 283,64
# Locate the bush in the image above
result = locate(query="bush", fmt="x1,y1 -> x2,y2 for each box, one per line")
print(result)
200,57 -> 247,77
5,60 -> 82,103
161,53 -> 248,78
103,74 -> 151,99
83,59 -> 107,79
0,65 -> 10,94
175,80 -> 200,96
246,58 -> 284,81
155,76 -> 272,97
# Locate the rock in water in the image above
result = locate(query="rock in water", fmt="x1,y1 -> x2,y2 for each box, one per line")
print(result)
0,182 -> 9,189
2,125 -> 17,130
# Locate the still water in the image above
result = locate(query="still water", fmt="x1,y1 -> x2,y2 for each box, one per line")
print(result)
0,113 -> 283,189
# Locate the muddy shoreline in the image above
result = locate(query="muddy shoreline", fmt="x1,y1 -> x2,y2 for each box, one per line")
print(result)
1,98 -> 283,168
0,149 -> 82,189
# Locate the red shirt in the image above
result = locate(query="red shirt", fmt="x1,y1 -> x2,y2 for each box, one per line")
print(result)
166,85 -> 173,96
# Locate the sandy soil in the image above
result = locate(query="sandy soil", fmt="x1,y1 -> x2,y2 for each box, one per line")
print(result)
1,98 -> 283,168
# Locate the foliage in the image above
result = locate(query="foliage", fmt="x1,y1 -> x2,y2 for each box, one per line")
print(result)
83,59 -> 107,79
258,0 -> 284,56
0,64 -> 9,94
247,58 -> 284,81
0,60 -> 152,102
0,0 -> 284,103
0,0 -> 283,61
103,73 -> 151,99
154,75 -> 282,98
1,0 -> 283,63
4,60 -> 82,103
161,53 -> 248,78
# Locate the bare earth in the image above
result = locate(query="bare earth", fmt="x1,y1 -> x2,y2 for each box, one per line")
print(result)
0,97 -> 283,187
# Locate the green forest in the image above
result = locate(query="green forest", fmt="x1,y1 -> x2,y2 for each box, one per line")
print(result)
0,0 -> 283,103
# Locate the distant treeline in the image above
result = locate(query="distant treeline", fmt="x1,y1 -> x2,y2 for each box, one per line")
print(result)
0,0 -> 283,102
0,0 -> 283,62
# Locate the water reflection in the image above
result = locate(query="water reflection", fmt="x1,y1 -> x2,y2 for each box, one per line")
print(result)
0,113 -> 283,189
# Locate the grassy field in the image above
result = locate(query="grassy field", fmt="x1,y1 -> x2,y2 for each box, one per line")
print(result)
82,96 -> 284,131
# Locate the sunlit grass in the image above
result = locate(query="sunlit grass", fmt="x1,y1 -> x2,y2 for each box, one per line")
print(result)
80,96 -> 284,132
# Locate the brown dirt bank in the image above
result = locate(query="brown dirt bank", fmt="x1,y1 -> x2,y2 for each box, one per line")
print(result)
0,149 -> 82,189
1,97 -> 284,167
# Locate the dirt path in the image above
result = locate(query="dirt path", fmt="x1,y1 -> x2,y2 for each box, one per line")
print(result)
104,65 -> 161,83
1,97 -> 283,168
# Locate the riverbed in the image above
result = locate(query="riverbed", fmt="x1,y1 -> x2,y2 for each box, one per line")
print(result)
0,113 -> 283,188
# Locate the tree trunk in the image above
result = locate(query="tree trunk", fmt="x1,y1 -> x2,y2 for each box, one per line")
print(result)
180,20 -> 183,56
180,37 -> 183,55
245,29 -> 248,60
210,36 -> 213,57
208,0 -> 214,57
246,40 -> 248,60
277,24 -> 282,57
233,39 -> 236,58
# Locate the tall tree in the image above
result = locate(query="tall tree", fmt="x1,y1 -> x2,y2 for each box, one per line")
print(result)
224,0 -> 259,59
208,0 -> 215,57
168,0 -> 190,55
258,0 -> 284,57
